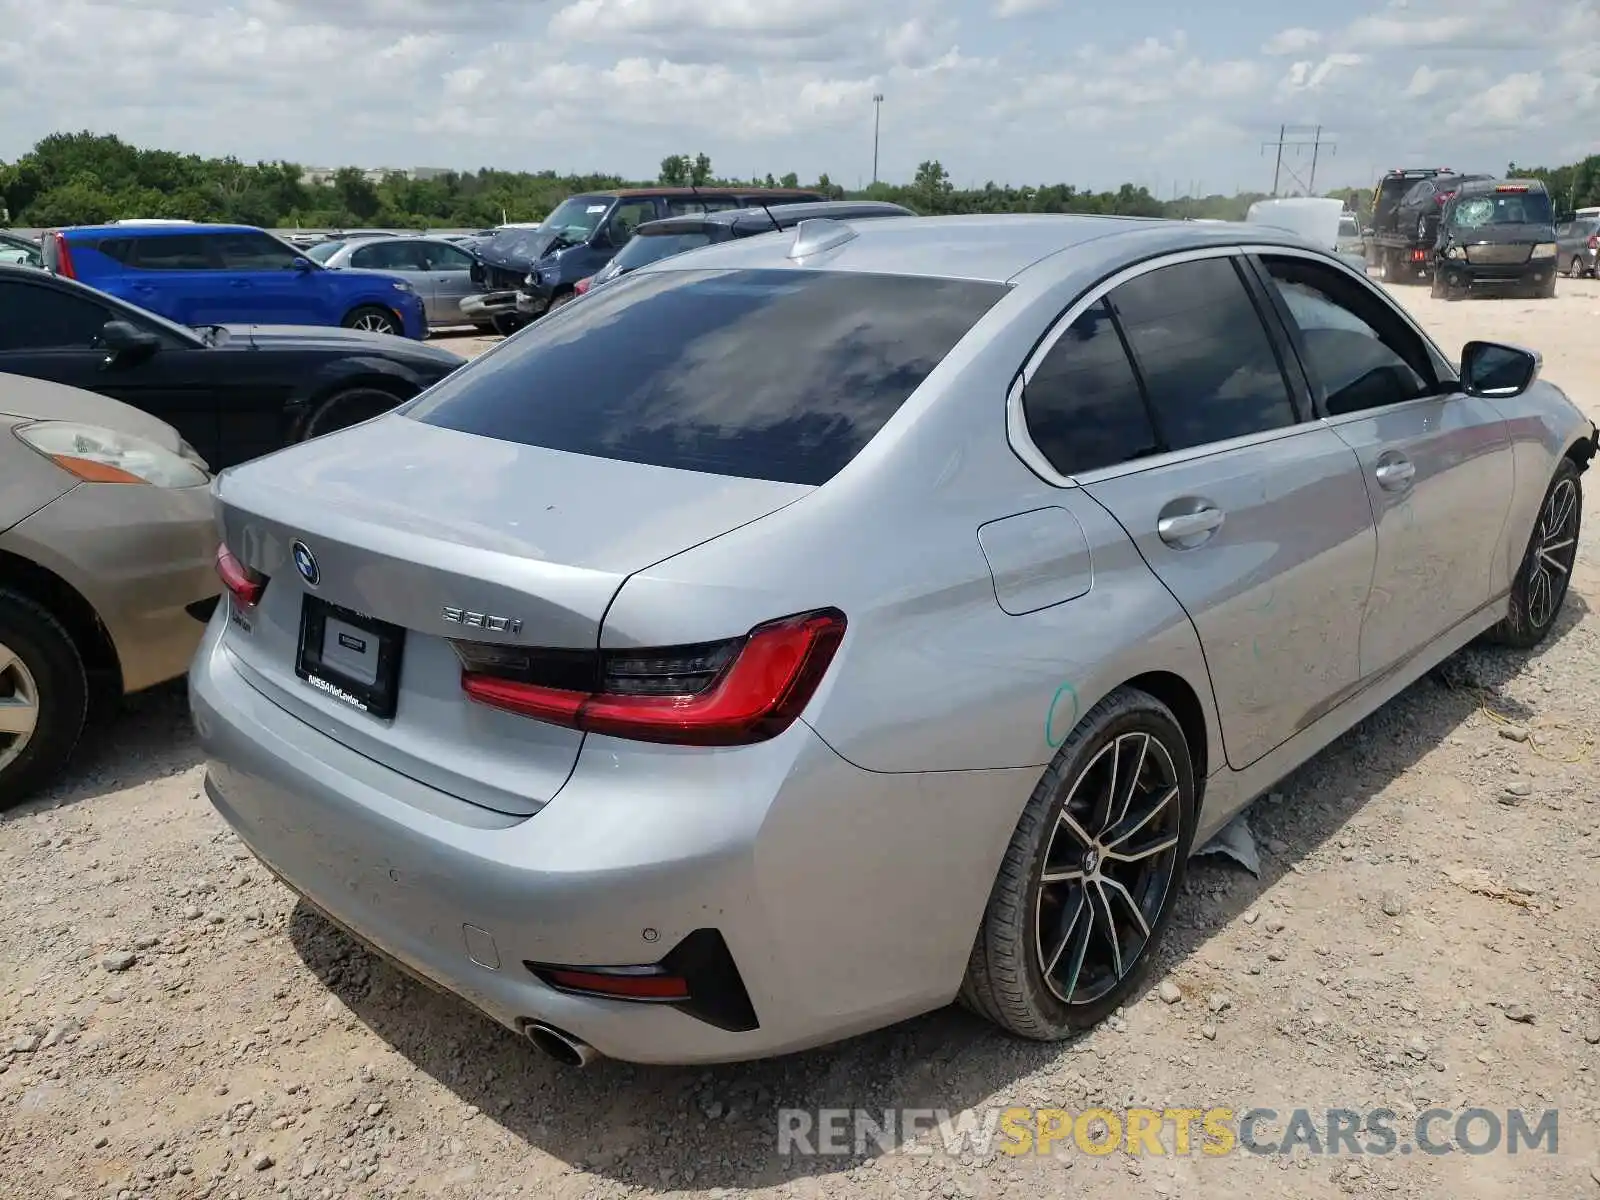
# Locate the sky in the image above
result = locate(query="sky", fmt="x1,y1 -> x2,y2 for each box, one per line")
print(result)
0,0 -> 1596,195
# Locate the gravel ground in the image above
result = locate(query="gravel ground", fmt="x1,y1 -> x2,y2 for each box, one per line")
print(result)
6,280 -> 1600,1200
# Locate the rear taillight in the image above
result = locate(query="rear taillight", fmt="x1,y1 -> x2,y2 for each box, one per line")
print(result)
1589,236 -> 1597,250
216,545 -> 266,608
574,277 -> 591,295
457,608 -> 846,746
49,232 -> 76,279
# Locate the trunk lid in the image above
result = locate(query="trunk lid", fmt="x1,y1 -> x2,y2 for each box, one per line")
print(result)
214,415 -> 810,814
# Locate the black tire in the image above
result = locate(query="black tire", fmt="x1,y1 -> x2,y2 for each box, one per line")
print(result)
0,589 -> 89,809
473,322 -> 498,334
341,306 -> 401,336
296,385 -> 408,442
491,313 -> 527,337
1569,257 -> 1587,280
1536,277 -> 1558,299
1488,457 -> 1582,649
960,687 -> 1198,1039
547,289 -> 575,313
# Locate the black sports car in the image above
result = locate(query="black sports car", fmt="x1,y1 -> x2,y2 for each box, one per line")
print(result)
0,263 -> 463,470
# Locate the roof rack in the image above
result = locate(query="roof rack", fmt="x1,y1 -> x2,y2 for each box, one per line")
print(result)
788,218 -> 857,260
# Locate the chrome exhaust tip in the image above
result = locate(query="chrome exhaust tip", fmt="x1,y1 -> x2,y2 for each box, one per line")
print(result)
523,1021 -> 598,1067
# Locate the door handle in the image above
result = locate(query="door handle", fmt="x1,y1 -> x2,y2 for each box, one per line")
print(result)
1374,458 -> 1416,490
1157,506 -> 1225,546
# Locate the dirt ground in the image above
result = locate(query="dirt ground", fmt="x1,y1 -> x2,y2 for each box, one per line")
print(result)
5,279 -> 1600,1200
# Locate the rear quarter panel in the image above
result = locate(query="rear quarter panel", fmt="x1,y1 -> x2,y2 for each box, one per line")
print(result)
597,263 -> 1224,782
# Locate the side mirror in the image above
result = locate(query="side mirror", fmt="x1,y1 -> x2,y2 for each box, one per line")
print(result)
99,319 -> 160,365
291,256 -> 313,272
1461,341 -> 1540,398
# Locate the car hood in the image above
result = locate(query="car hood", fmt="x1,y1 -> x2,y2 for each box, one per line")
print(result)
477,229 -> 562,273
215,324 -> 465,367
0,371 -> 185,450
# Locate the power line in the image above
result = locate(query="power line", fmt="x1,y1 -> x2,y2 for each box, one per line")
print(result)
1261,124 -> 1338,196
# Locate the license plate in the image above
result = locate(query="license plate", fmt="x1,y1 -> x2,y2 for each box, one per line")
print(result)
295,596 -> 404,719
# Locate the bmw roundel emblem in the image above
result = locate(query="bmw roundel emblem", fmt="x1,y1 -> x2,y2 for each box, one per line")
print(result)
291,540 -> 320,586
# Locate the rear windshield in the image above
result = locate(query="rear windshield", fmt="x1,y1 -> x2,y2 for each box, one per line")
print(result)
406,268 -> 1007,486
614,231 -> 714,269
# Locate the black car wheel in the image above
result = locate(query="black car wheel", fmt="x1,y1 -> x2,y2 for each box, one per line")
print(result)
961,687 -> 1197,1039
0,590 -> 89,809
1569,257 -> 1587,279
297,386 -> 409,441
547,290 -> 575,313
342,306 -> 401,336
1489,458 -> 1582,649
491,313 -> 527,337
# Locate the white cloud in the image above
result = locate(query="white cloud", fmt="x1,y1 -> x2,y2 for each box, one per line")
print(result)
1403,64 -> 1451,96
0,0 -> 1596,200
993,0 -> 1059,16
1281,52 -> 1366,93
1263,27 -> 1323,54
1454,70 -> 1544,127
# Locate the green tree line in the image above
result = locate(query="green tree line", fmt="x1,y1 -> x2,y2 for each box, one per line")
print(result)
5,132 -> 1599,231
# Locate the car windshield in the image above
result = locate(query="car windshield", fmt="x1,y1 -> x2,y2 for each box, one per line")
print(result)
306,240 -> 345,262
539,196 -> 612,241
1448,190 -> 1553,229
614,231 -> 714,271
405,268 -> 1008,486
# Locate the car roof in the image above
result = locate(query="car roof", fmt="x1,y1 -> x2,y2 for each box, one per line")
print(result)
629,212 -> 1321,285
633,201 -> 914,239
590,187 -> 825,200
1456,177 -> 1547,195
57,222 -> 264,238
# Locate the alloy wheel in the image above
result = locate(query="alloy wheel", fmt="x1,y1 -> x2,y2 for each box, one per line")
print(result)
1528,478 -> 1579,630
1034,731 -> 1182,1005
0,639 -> 40,774
352,312 -> 397,334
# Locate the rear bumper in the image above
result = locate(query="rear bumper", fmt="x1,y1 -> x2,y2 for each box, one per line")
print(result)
189,616 -> 1031,1063
0,481 -> 218,693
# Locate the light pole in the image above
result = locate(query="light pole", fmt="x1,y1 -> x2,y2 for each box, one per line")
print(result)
872,94 -> 884,187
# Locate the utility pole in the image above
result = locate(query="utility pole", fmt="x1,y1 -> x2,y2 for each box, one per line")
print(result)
871,94 -> 884,186
1261,125 -> 1337,196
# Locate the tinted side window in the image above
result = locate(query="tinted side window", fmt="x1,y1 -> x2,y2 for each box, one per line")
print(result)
423,242 -> 475,269
214,232 -> 300,270
131,235 -> 214,271
0,280 -> 112,350
666,198 -> 738,215
606,201 -> 657,244
351,241 -> 426,270
407,269 -> 1006,486
1024,300 -> 1158,477
1259,255 -> 1433,416
1108,257 -> 1297,451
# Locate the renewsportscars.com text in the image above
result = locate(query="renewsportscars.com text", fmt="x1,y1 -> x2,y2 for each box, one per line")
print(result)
777,1106 -> 1559,1158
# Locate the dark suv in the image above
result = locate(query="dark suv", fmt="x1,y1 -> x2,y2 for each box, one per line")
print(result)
464,188 -> 826,333
573,201 -> 919,299
1431,179 -> 1558,300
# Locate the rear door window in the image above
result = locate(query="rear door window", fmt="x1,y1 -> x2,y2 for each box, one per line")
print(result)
350,241 -> 428,270
407,268 -> 1007,485
129,234 -> 214,270
1023,299 -> 1159,477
